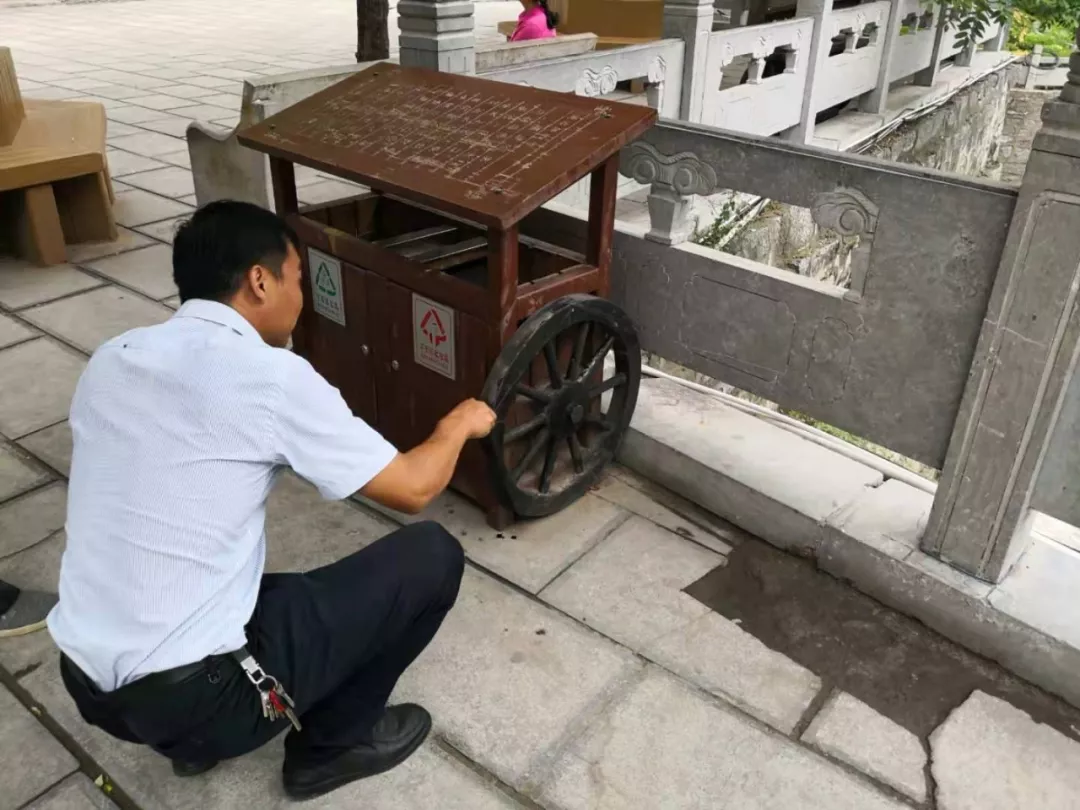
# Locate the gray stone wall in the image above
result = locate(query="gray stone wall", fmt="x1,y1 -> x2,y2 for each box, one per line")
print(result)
723,64 -> 1030,288
867,66 -> 1023,177
994,88 -> 1055,185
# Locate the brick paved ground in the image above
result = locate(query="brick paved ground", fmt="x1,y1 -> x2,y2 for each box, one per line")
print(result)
3,2 -> 1080,809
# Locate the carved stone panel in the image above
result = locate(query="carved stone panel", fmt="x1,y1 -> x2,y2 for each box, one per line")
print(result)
681,276 -> 797,384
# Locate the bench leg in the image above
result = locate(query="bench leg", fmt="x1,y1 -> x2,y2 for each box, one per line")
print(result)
18,185 -> 67,266
55,172 -> 117,245
104,168 -> 116,204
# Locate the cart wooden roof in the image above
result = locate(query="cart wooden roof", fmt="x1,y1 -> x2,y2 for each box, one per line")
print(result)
237,63 -> 657,229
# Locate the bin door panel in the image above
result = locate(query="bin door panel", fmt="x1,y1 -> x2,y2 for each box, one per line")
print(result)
295,251 -> 377,426
371,280 -> 493,497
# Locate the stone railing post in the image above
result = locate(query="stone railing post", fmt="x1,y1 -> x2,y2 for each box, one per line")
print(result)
860,0 -> 904,115
955,40 -> 975,67
921,26 -> 1080,582
788,0 -> 835,144
663,0 -> 714,122
914,6 -> 949,86
619,140 -> 719,245
398,0 -> 476,74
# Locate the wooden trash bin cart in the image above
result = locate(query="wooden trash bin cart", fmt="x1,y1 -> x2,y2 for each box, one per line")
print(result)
238,64 -> 656,528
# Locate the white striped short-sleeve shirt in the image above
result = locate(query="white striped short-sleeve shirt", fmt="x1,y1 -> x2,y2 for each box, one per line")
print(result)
48,300 -> 398,691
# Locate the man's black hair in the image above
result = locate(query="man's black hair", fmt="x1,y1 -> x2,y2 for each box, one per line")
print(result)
173,200 -> 299,304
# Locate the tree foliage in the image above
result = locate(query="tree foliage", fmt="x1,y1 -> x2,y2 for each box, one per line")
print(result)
939,0 -> 1080,49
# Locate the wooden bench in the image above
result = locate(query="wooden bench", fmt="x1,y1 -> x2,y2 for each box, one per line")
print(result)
0,47 -> 116,266
187,34 -> 599,211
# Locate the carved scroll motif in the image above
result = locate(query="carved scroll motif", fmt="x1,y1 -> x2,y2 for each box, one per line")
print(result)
619,141 -> 719,196
619,141 -> 719,245
812,187 -> 879,238
576,66 -> 619,97
648,55 -> 667,85
812,187 -> 879,299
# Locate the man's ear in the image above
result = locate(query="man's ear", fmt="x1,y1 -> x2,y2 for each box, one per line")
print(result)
247,264 -> 269,302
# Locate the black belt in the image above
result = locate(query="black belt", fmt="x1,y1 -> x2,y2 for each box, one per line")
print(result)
62,648 -> 300,730
62,650 -> 234,706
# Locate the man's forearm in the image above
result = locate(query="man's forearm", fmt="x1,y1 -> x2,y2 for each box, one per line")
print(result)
399,419 -> 472,508
358,398 -> 495,514
359,417 -> 472,514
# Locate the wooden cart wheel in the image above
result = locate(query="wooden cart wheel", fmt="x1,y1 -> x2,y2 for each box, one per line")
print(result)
482,294 -> 641,519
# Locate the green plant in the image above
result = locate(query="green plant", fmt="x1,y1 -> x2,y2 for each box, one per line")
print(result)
934,0 -> 1079,51
692,198 -> 741,249
1011,15 -> 1078,52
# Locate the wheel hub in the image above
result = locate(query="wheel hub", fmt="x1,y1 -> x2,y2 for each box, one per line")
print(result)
549,386 -> 589,439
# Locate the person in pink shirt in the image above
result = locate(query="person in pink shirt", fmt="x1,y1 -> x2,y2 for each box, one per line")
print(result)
510,0 -> 558,41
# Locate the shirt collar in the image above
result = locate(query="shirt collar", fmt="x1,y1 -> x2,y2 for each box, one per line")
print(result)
174,299 -> 264,343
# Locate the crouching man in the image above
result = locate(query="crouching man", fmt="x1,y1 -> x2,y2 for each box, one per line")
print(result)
49,201 -> 495,800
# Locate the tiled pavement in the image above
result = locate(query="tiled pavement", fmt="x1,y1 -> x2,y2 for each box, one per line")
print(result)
4,2 -> 1080,809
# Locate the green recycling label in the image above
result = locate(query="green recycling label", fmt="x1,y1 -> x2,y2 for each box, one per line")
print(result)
308,248 -> 346,326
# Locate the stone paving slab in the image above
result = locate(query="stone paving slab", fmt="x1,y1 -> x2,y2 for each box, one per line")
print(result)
20,774 -> 120,810
0,530 -> 64,677
0,681 -> 79,810
540,515 -> 719,650
0,482 -> 66,559
0,263 -> 103,311
590,474 -> 737,556
0,312 -> 36,350
112,188 -> 194,229
121,167 -> 197,200
18,422 -> 73,478
81,245 -> 178,301
803,691 -> 928,802
646,610 -> 822,734
538,667 -> 907,810
0,442 -> 52,504
106,149 -> 170,179
394,566 -> 641,792
931,691 -> 1080,810
134,218 -> 186,246
420,491 -> 627,593
0,340 -> 86,439
66,228 -> 156,266
23,287 -> 174,354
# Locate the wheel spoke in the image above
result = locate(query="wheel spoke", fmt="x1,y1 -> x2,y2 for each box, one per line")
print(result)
568,322 -> 590,381
512,427 -> 550,482
504,412 -> 548,443
586,372 -> 626,400
516,384 -> 552,404
543,342 -> 563,389
580,336 -> 615,381
540,436 -> 557,493
568,433 -> 585,473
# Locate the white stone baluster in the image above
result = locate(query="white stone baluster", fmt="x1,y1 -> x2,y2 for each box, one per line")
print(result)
398,0 -> 476,74
663,0 -> 714,123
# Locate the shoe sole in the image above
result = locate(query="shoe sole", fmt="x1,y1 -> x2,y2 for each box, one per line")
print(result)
0,619 -> 47,639
284,714 -> 433,801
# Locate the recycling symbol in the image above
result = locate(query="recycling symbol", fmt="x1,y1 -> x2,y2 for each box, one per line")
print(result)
315,262 -> 338,297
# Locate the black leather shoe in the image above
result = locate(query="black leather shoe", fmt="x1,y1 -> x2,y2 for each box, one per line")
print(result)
283,704 -> 432,800
172,759 -> 219,777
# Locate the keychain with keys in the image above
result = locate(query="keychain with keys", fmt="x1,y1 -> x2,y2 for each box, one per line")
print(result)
233,648 -> 302,732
